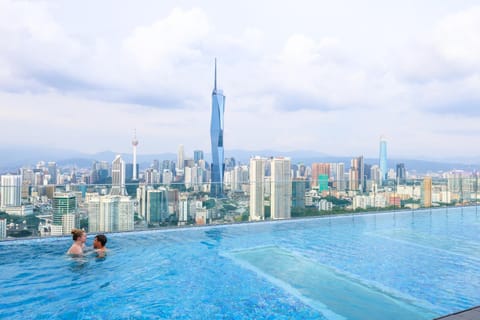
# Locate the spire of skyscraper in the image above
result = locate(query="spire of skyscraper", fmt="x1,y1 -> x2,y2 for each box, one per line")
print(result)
213,57 -> 217,92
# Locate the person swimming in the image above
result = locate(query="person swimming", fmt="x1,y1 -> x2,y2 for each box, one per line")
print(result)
67,229 -> 86,255
93,234 -> 107,258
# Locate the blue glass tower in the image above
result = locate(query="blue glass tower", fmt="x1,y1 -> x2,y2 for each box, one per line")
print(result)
210,58 -> 226,197
379,136 -> 387,183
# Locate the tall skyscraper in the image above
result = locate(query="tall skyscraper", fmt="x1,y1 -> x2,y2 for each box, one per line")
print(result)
396,163 -> 406,184
270,157 -> 291,220
52,192 -> 78,235
111,155 -> 127,196
379,136 -> 388,183
330,162 -> 345,191
349,156 -> 365,192
132,129 -> 139,180
249,157 -> 266,221
210,58 -> 226,197
0,174 -> 22,208
178,144 -> 185,170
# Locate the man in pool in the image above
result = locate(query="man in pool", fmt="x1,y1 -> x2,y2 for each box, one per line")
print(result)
93,234 -> 107,257
67,228 -> 87,255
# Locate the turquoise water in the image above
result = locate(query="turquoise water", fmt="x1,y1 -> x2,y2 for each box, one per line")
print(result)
1,207 -> 480,319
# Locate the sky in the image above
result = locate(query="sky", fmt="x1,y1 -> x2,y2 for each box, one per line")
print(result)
0,0 -> 480,160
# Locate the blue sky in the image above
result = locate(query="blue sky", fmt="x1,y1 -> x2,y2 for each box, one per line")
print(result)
0,0 -> 479,160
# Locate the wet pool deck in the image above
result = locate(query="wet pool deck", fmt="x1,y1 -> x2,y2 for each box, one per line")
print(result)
434,306 -> 480,320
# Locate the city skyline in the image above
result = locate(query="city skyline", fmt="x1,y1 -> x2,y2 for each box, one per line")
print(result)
0,1 -> 480,160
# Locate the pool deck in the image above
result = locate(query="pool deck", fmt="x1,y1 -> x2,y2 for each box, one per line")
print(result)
434,306 -> 480,320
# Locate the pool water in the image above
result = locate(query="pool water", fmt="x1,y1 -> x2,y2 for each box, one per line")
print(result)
1,207 -> 480,319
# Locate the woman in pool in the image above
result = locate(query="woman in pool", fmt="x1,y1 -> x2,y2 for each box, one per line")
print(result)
67,228 -> 87,255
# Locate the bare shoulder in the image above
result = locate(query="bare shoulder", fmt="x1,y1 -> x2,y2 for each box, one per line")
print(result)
67,244 -> 83,255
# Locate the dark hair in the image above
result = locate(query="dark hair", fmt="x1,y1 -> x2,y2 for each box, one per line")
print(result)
95,234 -> 107,247
71,229 -> 85,241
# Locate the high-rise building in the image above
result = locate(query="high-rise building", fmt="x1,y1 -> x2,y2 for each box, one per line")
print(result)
111,155 -> 127,196
178,144 -> 185,170
152,159 -> 160,171
0,218 -> 6,239
88,195 -> 134,232
270,157 -> 291,219
422,176 -> 432,207
379,136 -> 388,183
210,58 -> 226,197
292,179 -> 306,208
331,163 -> 346,191
311,163 -> 330,188
52,192 -> 78,235
194,150 -> 204,164
146,188 -> 168,224
349,156 -> 365,192
249,157 -> 266,221
132,129 -> 139,180
0,174 -> 22,208
396,163 -> 406,184
370,165 -> 382,187
47,162 -> 57,185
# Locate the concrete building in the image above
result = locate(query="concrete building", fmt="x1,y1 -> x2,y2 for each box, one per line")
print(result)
1,174 -> 22,208
249,157 -> 266,221
88,195 -> 134,232
270,157 -> 291,220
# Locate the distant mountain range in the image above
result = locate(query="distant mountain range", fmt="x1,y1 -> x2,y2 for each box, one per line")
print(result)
0,146 -> 478,174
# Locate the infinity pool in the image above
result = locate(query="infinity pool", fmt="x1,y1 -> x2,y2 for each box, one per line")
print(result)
1,207 -> 480,319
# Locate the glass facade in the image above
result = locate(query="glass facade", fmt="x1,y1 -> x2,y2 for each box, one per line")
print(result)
210,59 -> 226,197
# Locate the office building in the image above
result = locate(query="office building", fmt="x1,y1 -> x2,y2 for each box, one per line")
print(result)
292,179 -> 306,208
47,162 -> 57,185
111,155 -> 127,196
146,188 -> 169,224
396,163 -> 406,184
52,192 -> 78,236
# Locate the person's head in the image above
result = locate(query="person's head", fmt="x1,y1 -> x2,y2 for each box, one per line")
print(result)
71,229 -> 86,242
93,234 -> 107,249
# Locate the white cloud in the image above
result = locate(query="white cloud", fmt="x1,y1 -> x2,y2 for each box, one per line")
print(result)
0,1 -> 479,159
123,8 -> 210,71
